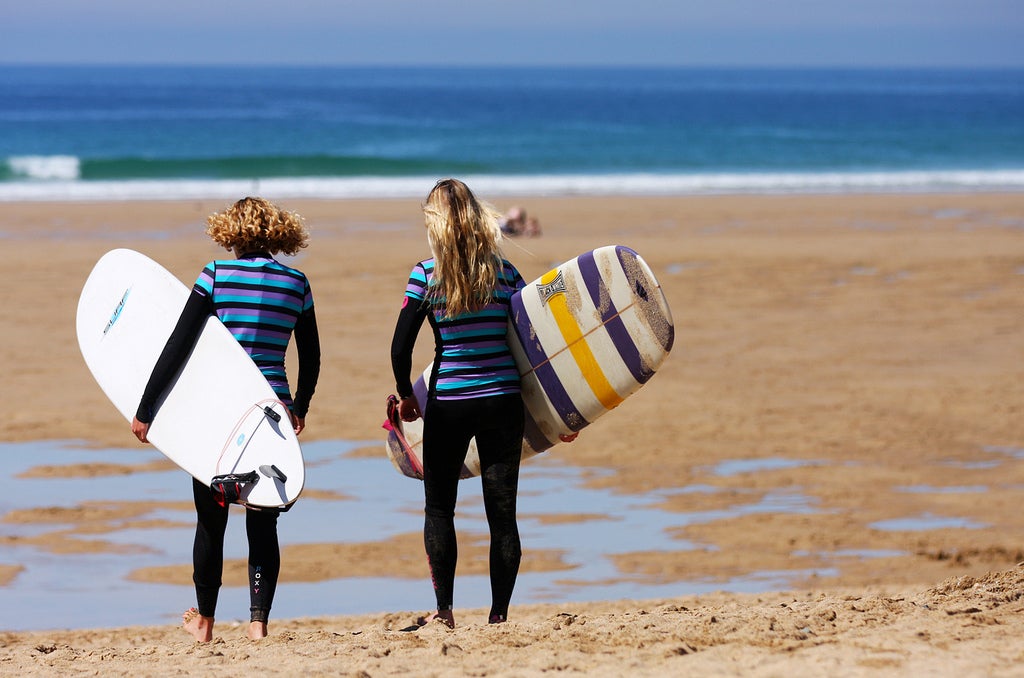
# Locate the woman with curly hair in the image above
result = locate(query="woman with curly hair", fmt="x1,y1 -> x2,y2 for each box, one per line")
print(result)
131,196 -> 321,642
390,179 -> 569,629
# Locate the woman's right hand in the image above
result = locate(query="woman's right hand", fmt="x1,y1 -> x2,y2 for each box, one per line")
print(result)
131,417 -> 150,443
398,395 -> 421,422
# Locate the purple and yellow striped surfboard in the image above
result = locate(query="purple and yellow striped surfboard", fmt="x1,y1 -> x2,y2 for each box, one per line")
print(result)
385,245 -> 673,479
511,245 -> 674,456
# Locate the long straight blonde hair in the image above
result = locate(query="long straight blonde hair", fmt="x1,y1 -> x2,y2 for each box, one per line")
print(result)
422,178 -> 504,318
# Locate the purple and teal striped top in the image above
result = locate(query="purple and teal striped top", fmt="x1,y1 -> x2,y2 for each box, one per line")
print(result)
395,257 -> 525,400
194,254 -> 314,403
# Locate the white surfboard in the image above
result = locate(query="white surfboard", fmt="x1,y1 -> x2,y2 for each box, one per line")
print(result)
77,249 -> 304,508
385,245 -> 674,479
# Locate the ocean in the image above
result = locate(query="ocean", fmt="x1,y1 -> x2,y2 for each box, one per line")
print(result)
1,65 -> 1023,201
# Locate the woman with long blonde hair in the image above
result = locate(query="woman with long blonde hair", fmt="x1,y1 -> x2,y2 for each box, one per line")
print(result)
391,178 -> 526,629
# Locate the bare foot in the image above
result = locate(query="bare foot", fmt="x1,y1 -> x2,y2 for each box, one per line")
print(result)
414,609 -> 455,630
432,609 -> 455,629
182,607 -> 213,643
248,621 -> 268,640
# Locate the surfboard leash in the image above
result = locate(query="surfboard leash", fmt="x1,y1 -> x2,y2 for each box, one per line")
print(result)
209,471 -> 259,507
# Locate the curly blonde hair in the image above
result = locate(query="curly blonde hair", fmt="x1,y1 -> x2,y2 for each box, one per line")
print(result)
423,178 -> 505,318
206,197 -> 309,256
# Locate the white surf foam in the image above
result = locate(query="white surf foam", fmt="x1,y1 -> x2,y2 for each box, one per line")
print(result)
7,155 -> 81,181
1,169 -> 1023,201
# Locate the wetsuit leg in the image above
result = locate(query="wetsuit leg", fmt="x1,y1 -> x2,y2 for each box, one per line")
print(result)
245,507 -> 281,623
421,398 -> 475,611
192,477 -> 229,617
474,394 -> 525,620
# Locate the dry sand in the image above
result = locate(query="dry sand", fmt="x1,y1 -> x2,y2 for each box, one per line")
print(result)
2,192 -> 1023,675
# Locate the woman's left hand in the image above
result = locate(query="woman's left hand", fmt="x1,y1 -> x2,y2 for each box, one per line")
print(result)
290,412 -> 306,436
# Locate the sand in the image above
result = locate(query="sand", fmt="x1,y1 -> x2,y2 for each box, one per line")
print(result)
2,192 -> 1023,675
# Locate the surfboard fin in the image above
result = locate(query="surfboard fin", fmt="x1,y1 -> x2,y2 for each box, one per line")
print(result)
259,464 -> 287,482
635,279 -> 649,301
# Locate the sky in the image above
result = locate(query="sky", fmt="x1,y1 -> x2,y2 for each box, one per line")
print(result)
2,0 -> 1022,68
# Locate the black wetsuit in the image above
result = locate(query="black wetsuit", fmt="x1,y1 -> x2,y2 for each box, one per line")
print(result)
136,255 -> 320,623
390,257 -> 525,620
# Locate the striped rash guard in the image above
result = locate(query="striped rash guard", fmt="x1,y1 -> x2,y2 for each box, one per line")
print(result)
136,253 -> 320,423
391,257 -> 525,401
194,255 -> 314,400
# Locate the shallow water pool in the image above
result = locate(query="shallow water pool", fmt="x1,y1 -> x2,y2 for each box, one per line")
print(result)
0,440 -> 857,631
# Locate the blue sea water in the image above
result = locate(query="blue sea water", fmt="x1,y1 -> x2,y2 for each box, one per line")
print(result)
1,65 -> 1023,201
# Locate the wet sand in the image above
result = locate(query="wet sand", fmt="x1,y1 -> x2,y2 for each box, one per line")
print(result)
2,192 -> 1024,675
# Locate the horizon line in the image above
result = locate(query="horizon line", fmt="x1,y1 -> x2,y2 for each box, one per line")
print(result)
2,61 -> 1023,71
